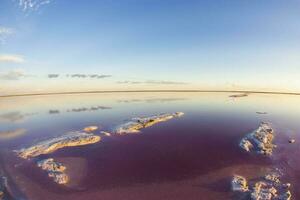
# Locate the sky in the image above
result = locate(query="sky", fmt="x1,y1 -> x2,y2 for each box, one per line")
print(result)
1,0 -> 300,95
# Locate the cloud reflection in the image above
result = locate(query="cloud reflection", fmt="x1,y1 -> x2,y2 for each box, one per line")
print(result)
49,110 -> 60,114
0,128 -> 27,140
0,112 -> 37,123
48,105 -> 112,115
66,106 -> 112,113
117,98 -> 187,103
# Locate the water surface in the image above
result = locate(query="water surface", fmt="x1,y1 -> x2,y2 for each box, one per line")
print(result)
1,92 -> 300,200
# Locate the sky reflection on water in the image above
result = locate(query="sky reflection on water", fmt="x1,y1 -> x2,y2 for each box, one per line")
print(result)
1,92 -> 300,200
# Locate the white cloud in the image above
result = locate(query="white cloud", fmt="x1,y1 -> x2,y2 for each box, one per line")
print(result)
17,0 -> 51,12
117,80 -> 188,85
0,69 -> 26,80
0,26 -> 14,44
145,80 -> 188,85
48,74 -> 59,78
0,54 -> 25,63
117,81 -> 142,84
64,74 -> 112,79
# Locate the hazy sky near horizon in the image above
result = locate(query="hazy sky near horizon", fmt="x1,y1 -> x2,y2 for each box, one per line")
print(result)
1,0 -> 300,94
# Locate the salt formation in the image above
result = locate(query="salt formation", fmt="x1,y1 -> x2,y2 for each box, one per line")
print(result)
37,158 -> 68,184
288,139 -> 295,144
115,112 -> 184,135
240,122 -> 276,155
101,131 -> 111,136
232,173 -> 292,200
16,132 -> 101,159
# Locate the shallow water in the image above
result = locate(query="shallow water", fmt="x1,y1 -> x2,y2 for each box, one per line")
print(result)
1,92 -> 300,200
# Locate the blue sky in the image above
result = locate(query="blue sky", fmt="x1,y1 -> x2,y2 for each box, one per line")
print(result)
1,0 -> 300,94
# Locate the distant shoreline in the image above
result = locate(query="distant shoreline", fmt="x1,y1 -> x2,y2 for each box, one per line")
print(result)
1,90 -> 300,98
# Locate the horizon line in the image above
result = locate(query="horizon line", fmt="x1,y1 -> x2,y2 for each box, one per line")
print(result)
1,90 -> 300,98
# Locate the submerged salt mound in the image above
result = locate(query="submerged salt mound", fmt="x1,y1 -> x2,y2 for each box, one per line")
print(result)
16,132 -> 101,159
37,158 -> 68,184
240,122 -> 276,155
0,176 -> 7,200
232,173 -> 291,200
115,112 -> 184,135
232,175 -> 249,192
